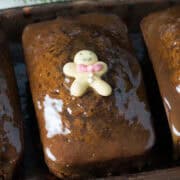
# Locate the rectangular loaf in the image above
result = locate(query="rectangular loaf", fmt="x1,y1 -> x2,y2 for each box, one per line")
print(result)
0,31 -> 23,179
141,6 -> 180,158
23,13 -> 155,178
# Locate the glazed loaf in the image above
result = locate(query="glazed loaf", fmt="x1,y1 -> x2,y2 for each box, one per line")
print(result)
0,31 -> 23,179
141,6 -> 180,158
23,14 -> 155,178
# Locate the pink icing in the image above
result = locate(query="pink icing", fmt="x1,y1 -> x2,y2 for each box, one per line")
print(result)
77,63 -> 103,73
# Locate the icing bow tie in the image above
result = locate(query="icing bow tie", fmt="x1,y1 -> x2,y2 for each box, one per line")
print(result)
77,64 -> 103,73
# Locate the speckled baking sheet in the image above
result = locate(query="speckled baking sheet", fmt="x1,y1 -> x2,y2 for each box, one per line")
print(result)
1,0 -> 180,179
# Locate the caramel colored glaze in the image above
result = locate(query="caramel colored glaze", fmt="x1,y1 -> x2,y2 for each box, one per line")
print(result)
23,14 -> 155,178
141,6 -> 180,158
0,31 -> 23,179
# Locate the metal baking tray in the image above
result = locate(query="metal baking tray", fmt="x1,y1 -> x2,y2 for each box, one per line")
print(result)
0,0 -> 180,179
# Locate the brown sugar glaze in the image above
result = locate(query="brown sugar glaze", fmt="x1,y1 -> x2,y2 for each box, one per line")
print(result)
141,6 -> 180,158
23,14 -> 155,178
0,31 -> 23,179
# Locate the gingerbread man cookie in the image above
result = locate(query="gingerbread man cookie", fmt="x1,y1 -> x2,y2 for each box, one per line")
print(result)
63,50 -> 112,97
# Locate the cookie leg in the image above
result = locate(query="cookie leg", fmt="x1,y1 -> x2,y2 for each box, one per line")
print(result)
90,78 -> 112,96
70,79 -> 88,97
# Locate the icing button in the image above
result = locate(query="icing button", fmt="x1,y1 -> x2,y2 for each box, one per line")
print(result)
88,73 -> 94,84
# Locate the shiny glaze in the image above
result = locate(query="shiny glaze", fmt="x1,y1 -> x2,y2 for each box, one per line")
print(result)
141,6 -> 180,158
23,14 -> 155,178
0,33 -> 23,178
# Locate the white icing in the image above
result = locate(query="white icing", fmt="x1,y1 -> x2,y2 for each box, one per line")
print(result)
63,50 -> 112,97
67,107 -> 72,114
89,73 -> 94,78
4,121 -> 21,153
172,124 -> 180,137
176,84 -> 180,93
37,101 -> 42,110
65,77 -> 70,84
88,73 -> 95,84
43,95 -> 71,138
88,77 -> 94,84
164,97 -> 171,110
45,148 -> 56,161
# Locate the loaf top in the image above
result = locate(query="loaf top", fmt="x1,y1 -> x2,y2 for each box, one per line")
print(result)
0,31 -> 23,176
141,6 -> 180,86
141,7 -> 180,140
23,14 -> 155,165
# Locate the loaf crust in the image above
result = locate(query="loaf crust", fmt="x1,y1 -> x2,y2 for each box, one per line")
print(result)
23,14 -> 155,178
0,31 -> 23,179
141,6 -> 180,158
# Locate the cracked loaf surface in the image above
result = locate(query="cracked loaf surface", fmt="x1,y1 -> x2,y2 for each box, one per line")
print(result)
0,31 -> 23,179
23,13 -> 155,178
141,6 -> 180,159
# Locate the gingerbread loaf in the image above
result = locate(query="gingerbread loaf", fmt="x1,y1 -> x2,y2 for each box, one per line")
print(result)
23,13 -> 155,178
141,6 -> 180,158
0,31 -> 23,179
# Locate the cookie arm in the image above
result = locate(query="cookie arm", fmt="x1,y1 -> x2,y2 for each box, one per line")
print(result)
63,62 -> 77,77
96,62 -> 108,76
90,77 -> 112,96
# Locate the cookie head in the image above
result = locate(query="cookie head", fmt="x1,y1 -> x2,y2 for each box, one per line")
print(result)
74,50 -> 98,65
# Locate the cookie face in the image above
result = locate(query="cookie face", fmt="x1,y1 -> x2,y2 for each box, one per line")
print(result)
74,50 -> 98,65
